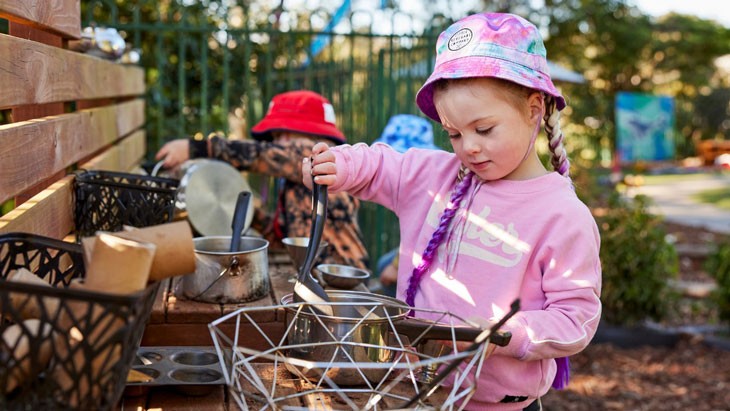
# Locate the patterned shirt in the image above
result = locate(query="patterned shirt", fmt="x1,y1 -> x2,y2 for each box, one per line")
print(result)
192,133 -> 370,270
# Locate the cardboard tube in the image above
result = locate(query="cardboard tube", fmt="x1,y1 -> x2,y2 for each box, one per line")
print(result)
83,233 -> 156,294
5,268 -> 60,321
51,232 -> 158,405
2,319 -> 53,393
82,221 -> 195,282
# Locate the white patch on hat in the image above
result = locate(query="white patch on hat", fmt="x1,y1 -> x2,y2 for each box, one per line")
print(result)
448,28 -> 472,51
323,103 -> 336,125
267,101 -> 275,114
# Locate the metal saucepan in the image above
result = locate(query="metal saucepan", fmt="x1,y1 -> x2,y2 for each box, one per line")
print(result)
176,236 -> 270,303
280,290 -> 511,385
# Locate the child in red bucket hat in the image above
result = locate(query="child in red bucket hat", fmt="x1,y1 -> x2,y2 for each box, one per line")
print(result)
156,90 -> 369,270
250,90 -> 345,144
305,13 -> 601,410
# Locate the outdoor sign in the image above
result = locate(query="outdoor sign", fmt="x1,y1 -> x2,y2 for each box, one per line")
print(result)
615,92 -> 675,162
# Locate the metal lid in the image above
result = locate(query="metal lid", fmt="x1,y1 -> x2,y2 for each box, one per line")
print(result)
182,160 -> 254,236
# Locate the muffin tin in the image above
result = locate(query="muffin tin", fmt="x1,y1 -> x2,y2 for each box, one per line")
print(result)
125,346 -> 225,396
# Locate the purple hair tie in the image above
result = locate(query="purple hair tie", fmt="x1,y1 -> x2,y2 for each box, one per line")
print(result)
552,356 -> 570,389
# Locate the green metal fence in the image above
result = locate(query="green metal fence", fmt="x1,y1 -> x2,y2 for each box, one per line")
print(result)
82,0 -> 450,268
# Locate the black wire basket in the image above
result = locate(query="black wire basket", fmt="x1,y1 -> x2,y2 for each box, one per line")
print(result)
73,170 -> 179,238
0,233 -> 159,411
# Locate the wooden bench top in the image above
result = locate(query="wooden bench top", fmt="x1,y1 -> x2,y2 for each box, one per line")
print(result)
140,250 -> 296,347
119,353 -> 451,411
125,252 -> 448,410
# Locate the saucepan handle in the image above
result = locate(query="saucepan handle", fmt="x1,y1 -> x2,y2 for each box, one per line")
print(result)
394,318 -> 512,347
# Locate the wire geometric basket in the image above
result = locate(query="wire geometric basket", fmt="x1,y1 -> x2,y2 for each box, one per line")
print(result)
73,170 -> 179,237
209,291 -> 501,411
0,232 -> 159,410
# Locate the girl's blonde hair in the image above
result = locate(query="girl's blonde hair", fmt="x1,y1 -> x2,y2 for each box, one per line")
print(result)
434,77 -> 571,178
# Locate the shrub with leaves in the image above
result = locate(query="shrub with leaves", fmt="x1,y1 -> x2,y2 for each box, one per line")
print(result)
596,192 -> 680,326
704,241 -> 730,325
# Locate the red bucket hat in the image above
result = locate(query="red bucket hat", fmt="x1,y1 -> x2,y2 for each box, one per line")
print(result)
250,90 -> 346,144
416,13 -> 566,123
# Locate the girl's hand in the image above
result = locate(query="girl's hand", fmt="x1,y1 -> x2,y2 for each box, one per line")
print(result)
303,142 -> 337,189
155,139 -> 190,169
379,263 -> 398,286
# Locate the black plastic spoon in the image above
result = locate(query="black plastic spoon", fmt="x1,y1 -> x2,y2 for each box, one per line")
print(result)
229,191 -> 251,252
292,180 -> 333,316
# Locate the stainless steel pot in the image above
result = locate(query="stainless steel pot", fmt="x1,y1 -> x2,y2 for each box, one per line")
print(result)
177,236 -> 270,304
280,290 -> 510,385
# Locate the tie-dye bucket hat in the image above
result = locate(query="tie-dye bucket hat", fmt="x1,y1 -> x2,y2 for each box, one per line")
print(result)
416,12 -> 566,122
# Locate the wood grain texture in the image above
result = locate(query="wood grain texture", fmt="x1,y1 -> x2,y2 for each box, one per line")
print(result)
8,22 -> 62,48
0,99 -> 145,203
140,323 -> 286,349
0,0 -> 80,39
79,129 -> 146,171
14,171 -> 65,206
0,34 -> 145,109
10,102 -> 65,123
146,387 -> 226,411
0,132 -> 146,238
166,292 -> 223,324
0,175 -> 74,238
148,279 -> 170,325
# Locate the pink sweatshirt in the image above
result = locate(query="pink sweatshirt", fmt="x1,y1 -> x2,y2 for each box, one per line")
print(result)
330,143 -> 602,410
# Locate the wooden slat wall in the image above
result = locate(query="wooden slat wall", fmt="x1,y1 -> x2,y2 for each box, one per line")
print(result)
0,99 -> 145,203
0,34 -> 144,109
0,0 -> 80,39
0,1 -> 148,239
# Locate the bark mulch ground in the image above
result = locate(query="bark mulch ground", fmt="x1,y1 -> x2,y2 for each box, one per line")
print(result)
542,222 -> 730,411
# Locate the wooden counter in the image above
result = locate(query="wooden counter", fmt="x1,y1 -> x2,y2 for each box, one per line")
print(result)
116,250 -> 293,410
139,250 -> 296,348
118,357 -> 450,411
119,250 -> 428,411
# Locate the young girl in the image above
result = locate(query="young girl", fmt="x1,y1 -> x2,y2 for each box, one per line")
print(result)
155,90 -> 369,270
303,13 -> 601,411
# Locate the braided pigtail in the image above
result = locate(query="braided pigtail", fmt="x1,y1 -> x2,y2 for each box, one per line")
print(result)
543,96 -> 570,178
405,170 -> 475,307
544,98 -> 574,389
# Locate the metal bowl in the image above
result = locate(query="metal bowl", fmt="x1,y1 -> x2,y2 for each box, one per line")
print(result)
316,264 -> 370,289
282,237 -> 328,269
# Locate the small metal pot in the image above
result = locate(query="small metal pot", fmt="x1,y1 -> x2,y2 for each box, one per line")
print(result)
177,236 -> 270,304
280,290 -> 501,385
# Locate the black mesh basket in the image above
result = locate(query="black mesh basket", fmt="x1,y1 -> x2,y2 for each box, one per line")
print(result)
0,233 -> 159,411
73,170 -> 179,237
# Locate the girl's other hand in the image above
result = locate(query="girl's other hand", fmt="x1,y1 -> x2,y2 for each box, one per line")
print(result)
303,142 -> 337,189
379,263 -> 398,286
155,139 -> 190,169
